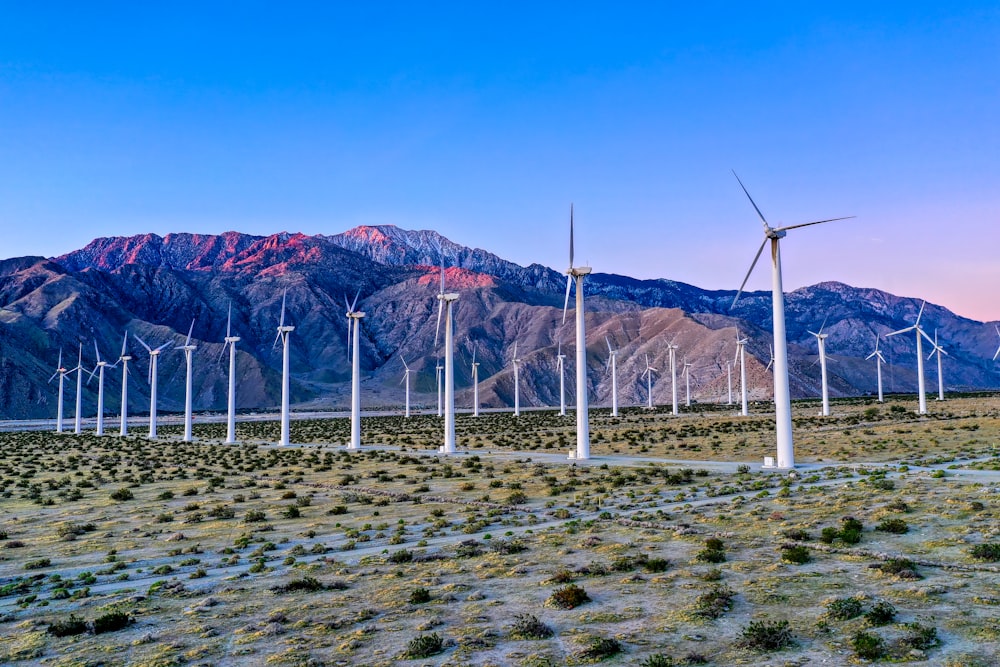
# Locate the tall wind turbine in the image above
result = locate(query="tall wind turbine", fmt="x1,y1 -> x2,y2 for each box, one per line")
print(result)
885,301 -> 932,415
400,355 -> 412,418
118,332 -> 132,436
866,334 -> 886,403
345,291 -> 365,451
605,337 -> 618,417
666,339 -> 680,415
87,339 -> 110,436
48,350 -> 68,433
927,329 -> 948,401
563,205 -> 591,460
731,172 -> 853,469
641,354 -> 657,410
177,319 -> 197,442
72,343 -> 84,434
510,342 -> 521,417
735,331 -> 749,417
220,303 -> 240,444
808,320 -> 831,417
273,290 -> 295,446
135,335 -> 172,439
434,262 -> 460,454
993,326 -> 1000,362
470,343 -> 480,418
683,358 -> 693,408
557,343 -> 567,416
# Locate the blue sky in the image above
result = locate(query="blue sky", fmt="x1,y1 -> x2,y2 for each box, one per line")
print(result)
1,3 -> 997,320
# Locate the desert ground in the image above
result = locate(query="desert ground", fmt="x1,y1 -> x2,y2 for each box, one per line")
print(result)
2,394 -> 1000,666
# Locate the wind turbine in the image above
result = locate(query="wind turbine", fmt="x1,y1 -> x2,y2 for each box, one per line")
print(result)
641,354 -> 657,410
734,331 -> 749,417
683,358 -> 693,407
865,334 -> 886,403
134,335 -> 172,439
885,301 -> 932,415
563,205 -> 591,460
434,262 -> 460,454
118,332 -> 132,436
345,291 -> 365,450
605,337 -> 618,417
510,342 -> 521,417
808,320 -> 831,417
87,339 -> 110,436
220,303 -> 240,444
993,325 -> 1000,362
177,319 -> 197,442
470,343 -> 480,418
273,289 -> 295,446
400,355 -> 412,418
666,339 -> 680,415
726,360 -> 733,405
72,343 -> 84,434
48,350 -> 68,433
557,343 -> 567,416
731,172 -> 853,468
927,329 -> 948,401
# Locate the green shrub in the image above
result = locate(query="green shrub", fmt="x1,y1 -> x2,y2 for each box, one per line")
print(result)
692,585 -> 735,619
736,618 -> 793,652
110,487 -> 134,501
244,509 -> 266,523
898,623 -> 939,650
820,527 -> 839,544
270,577 -> 328,594
47,613 -> 87,637
387,549 -> 413,564
409,587 -> 431,604
782,528 -> 811,541
643,557 -> 670,573
826,596 -> 864,621
851,630 -> 885,660
92,610 -> 132,634
547,583 -> 591,609
875,518 -> 908,534
782,545 -> 811,564
578,636 -> 623,661
640,655 -> 676,667
695,538 -> 726,563
508,613 -> 553,640
864,600 -> 896,626
403,633 -> 444,659
874,558 -> 920,579
25,558 -> 51,570
970,543 -> 1000,562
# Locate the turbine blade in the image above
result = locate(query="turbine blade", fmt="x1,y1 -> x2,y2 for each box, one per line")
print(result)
732,238 -> 768,308
885,326 -> 915,337
279,289 -> 287,328
434,298 -> 443,346
915,300 -> 926,326
605,336 -> 612,354
352,289 -> 361,313
562,275 -> 572,324
185,318 -> 195,347
121,331 -> 128,357
216,341 -> 229,365
400,354 -> 409,371
155,341 -> 172,353
774,216 -> 855,233
732,170 -> 769,227
94,339 -> 101,363
569,203 -> 575,268
439,262 -> 445,296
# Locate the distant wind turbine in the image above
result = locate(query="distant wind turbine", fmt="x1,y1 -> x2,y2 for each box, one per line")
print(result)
434,262 -> 460,454
48,350 -> 68,433
273,289 -> 295,446
345,291 -> 365,450
557,342 -> 567,417
72,343 -> 84,434
885,300 -> 932,415
994,326 -> 1000,362
927,329 -> 948,401
400,355 -> 412,419
87,339 -> 110,436
605,337 -> 618,417
117,332 -> 132,436
135,335 -> 172,439
726,360 -> 733,406
683,358 -> 693,408
470,342 -> 480,418
510,342 -> 521,417
731,171 -> 853,468
666,339 -> 680,415
734,331 -> 749,417
865,334 -> 886,403
641,354 -> 657,410
563,205 -> 591,460
808,319 -> 831,417
220,303 -> 240,444
177,318 -> 197,442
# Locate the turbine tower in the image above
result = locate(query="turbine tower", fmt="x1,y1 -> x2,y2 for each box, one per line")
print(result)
808,320 -> 831,417
400,355 -> 412,418
345,291 -> 365,451
470,343 -> 480,417
866,334 -> 886,403
666,339 -> 680,415
118,332 -> 132,436
510,342 -> 521,417
48,350 -> 68,433
434,263 -> 460,454
72,343 -> 84,434
605,337 -> 618,417
885,301 -> 932,415
735,331 -> 749,417
435,359 -> 443,417
927,329 -> 948,401
641,354 -> 657,410
731,171 -> 853,469
87,339 -> 110,436
135,335 -> 172,439
557,343 -> 567,416
220,303 -> 240,444
683,358 -> 693,407
177,319 -> 197,442
273,290 -> 295,446
563,205 -> 591,460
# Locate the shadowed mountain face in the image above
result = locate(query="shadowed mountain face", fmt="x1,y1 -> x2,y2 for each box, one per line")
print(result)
0,225 -> 997,420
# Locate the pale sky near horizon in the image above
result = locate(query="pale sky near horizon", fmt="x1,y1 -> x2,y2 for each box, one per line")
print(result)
1,3 -> 997,321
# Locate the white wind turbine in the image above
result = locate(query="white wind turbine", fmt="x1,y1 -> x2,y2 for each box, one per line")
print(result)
48,350 -> 68,433
666,339 -> 680,415
605,336 -> 619,417
273,289 -> 295,446
87,339 -> 110,436
134,335 -> 172,439
734,331 -> 749,417
927,329 -> 948,401
72,343 -> 84,434
865,334 -> 886,403
683,358 -> 693,407
993,325 -> 1000,362
885,300 -> 932,415
345,291 -> 365,451
434,263 -> 460,454
731,172 -> 853,469
808,320 -> 831,417
563,205 -> 591,460
117,332 -> 132,436
557,342 -> 567,416
510,342 -> 521,417
219,303 -> 240,444
641,354 -> 657,410
177,319 -> 197,442
470,343 -> 480,417
726,360 -> 733,405
400,355 -> 412,418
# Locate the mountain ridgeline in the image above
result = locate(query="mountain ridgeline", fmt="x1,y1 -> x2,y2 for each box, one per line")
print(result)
0,225 -> 997,420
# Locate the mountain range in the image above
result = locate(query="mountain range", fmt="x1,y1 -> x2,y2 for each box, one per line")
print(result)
1,225 -> 998,421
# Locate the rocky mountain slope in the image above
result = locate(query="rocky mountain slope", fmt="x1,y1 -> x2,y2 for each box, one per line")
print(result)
0,226 -> 996,420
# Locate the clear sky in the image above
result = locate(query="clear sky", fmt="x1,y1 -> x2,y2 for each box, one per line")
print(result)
1,3 -> 997,321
